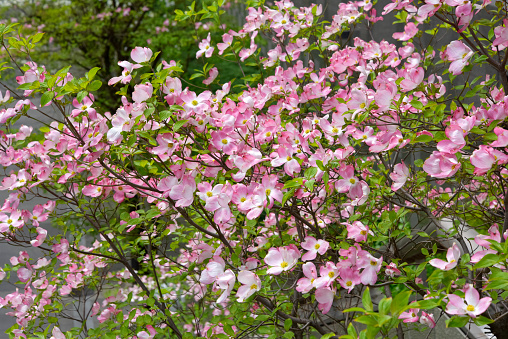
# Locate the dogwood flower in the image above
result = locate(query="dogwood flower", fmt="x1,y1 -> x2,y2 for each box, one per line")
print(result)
264,246 -> 300,275
236,270 -> 260,302
420,311 -> 436,328
445,284 -> 492,318
197,33 -> 214,58
301,236 -> 329,261
399,309 -> 419,323
429,243 -> 460,271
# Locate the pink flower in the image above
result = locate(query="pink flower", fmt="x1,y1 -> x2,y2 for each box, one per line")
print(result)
264,246 -> 300,275
390,162 -> 409,191
132,83 -> 153,103
429,243 -> 461,271
314,262 -> 339,288
197,33 -> 214,58
399,309 -> 419,323
301,236 -> 329,261
108,61 -> 141,85
17,267 -> 32,282
137,325 -> 156,339
0,90 -> 10,104
346,221 -> 371,242
315,287 -> 335,314
493,19 -> 508,50
337,267 -> 361,293
131,47 -> 153,63
385,262 -> 401,277
423,151 -> 461,178
358,254 -> 383,285
444,41 -> 473,75
445,284 -> 492,318
203,67 -> 218,85
50,327 -> 65,339
296,262 -> 317,293
236,270 -> 260,302
420,311 -> 436,328
470,145 -> 507,175
335,165 -> 362,197
393,22 -> 418,41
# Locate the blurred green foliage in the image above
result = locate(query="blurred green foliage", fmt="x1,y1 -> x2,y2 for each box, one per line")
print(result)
0,0 -> 250,110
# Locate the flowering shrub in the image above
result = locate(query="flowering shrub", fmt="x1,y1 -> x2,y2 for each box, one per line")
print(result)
1,0 -> 508,338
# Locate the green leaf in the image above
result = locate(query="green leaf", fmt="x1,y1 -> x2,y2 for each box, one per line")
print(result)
316,160 -> 326,171
223,324 -> 235,336
485,280 -> 508,290
173,119 -> 188,132
282,188 -> 295,206
32,32 -> 44,43
321,334 -> 336,339
474,253 -> 502,269
390,290 -> 411,315
414,159 -> 424,167
413,299 -> 440,310
76,91 -> 88,104
283,178 -> 303,189
362,288 -> 373,311
378,297 -> 392,315
445,316 -> 469,328
87,67 -> 101,81
343,307 -> 367,313
470,126 -> 486,135
473,316 -> 493,326
414,134 -> 433,143
159,110 -> 172,120
410,100 -> 424,110
355,315 -> 379,326
304,167 -> 318,179
284,318 -> 292,331
347,323 -> 358,337
40,91 -> 55,107
87,80 -> 102,92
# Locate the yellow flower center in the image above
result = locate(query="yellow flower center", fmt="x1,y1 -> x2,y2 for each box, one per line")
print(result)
206,191 -> 213,197
314,243 -> 320,250
281,261 -> 289,268
370,260 -> 377,266
360,103 -> 366,109
349,178 -> 356,184
360,230 -> 367,235
33,216 -> 37,220
198,120 -> 204,125
286,156 -> 291,161
265,189 -> 271,196
466,305 -> 475,312
346,281 -> 352,287
170,88 -> 175,93
221,139 -> 228,144
328,271 -> 335,278
7,219 -> 12,224
305,129 -> 310,133
240,197 -> 246,202
81,105 -> 87,110
265,132 -> 272,137
332,128 -> 339,133
281,20 -> 287,24
192,100 -> 198,106
250,284 -> 258,290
